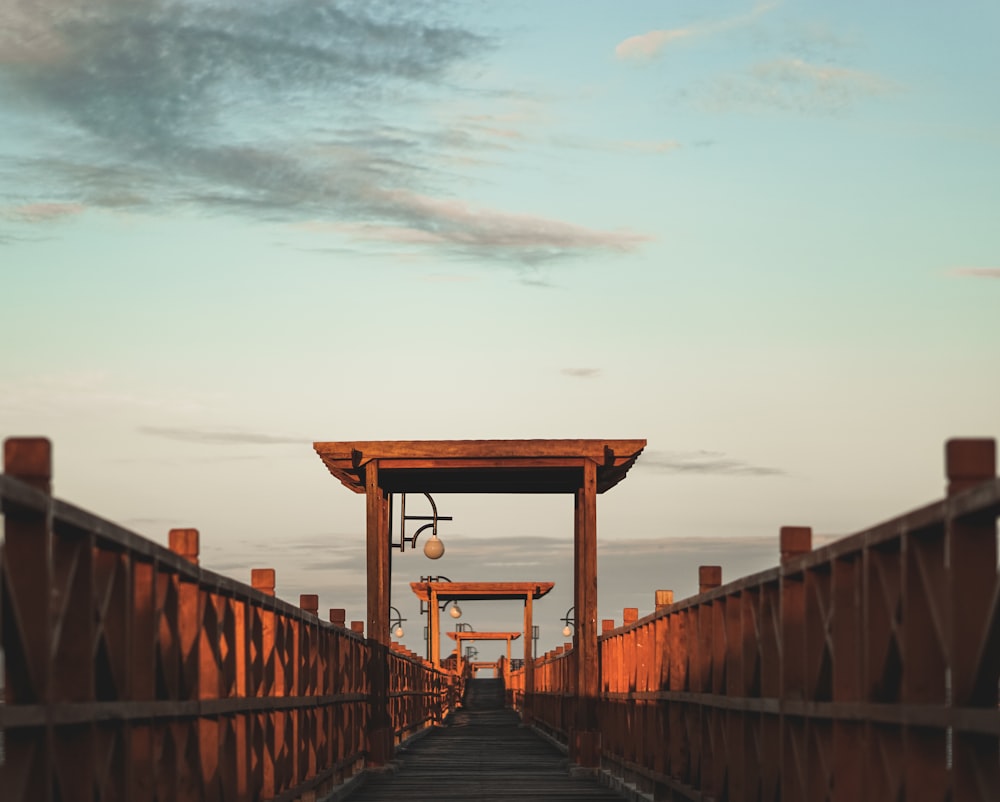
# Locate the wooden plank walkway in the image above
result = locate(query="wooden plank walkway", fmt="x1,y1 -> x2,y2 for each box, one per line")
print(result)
342,680 -> 628,802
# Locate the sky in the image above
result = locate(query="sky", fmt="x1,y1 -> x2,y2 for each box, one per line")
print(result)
1,0 -> 998,659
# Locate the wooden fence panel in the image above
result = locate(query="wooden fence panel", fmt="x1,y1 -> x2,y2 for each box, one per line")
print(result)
516,438 -> 999,801
0,437 -> 456,802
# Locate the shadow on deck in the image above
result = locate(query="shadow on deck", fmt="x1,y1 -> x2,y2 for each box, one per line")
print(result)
341,679 -> 628,801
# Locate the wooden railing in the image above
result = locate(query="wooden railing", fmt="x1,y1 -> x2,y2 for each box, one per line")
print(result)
513,438 -> 1000,801
0,437 -> 459,802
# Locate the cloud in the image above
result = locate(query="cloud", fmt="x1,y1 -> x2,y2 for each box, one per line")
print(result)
560,368 -> 601,379
417,273 -> 480,284
0,0 -> 649,265
705,57 -> 897,114
615,1 -> 780,61
617,140 -> 681,154
615,29 -> 694,61
330,189 -> 650,262
0,371 -> 209,415
6,202 -> 85,222
138,425 -> 306,445
640,449 -> 785,476
948,267 -> 1000,279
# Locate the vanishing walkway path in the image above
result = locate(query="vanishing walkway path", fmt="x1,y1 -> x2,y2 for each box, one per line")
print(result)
343,679 -> 628,802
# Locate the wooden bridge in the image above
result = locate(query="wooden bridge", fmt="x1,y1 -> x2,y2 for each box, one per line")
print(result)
1,435 -> 999,801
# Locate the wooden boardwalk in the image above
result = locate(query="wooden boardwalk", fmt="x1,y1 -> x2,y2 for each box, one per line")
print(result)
342,680 -> 628,802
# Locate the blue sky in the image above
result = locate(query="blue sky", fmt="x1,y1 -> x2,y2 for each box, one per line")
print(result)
2,0 -> 998,656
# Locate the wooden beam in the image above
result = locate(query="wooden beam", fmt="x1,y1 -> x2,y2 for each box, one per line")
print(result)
314,438 -> 647,494
410,581 -> 555,602
315,438 -> 646,462
445,631 -> 522,641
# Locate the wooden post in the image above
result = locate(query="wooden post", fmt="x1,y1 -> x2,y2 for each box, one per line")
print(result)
329,608 -> 346,627
3,437 -> 54,800
364,459 -> 392,765
430,588 -> 441,669
366,460 -> 390,645
946,439 -> 999,797
300,595 -> 319,616
780,527 -> 812,563
572,458 -> 600,767
523,592 -> 534,722
251,569 -> 275,596
169,528 -> 200,565
655,590 -> 674,611
699,565 -> 722,594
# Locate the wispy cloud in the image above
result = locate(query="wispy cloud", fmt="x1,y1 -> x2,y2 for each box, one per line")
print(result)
328,189 -> 649,263
705,57 -> 897,114
617,140 -> 682,154
0,0 -> 647,264
5,202 -> 85,222
948,267 -> 1000,279
560,368 -> 601,379
641,450 -> 785,476
615,28 -> 694,61
615,1 -> 780,61
139,426 -> 306,446
0,372 -> 209,415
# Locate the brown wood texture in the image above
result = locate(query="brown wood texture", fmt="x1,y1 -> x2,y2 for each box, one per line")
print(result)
513,438 -> 1000,800
0,438 -> 460,802
571,458 -> 600,767
410,581 -> 555,601
313,438 -> 646,494
446,631 -> 522,640
7,435 -> 999,800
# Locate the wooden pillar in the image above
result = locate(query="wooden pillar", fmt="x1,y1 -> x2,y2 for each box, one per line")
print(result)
364,459 -> 392,765
946,439 -> 999,797
572,458 -> 600,767
524,590 -> 535,692
366,460 -> 390,645
3,437 -> 54,802
430,587 -> 441,668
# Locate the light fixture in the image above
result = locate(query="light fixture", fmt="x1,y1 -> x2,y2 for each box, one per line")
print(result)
393,493 -> 452,560
448,602 -> 462,619
561,606 -> 575,638
389,605 -> 407,640
423,532 -> 445,559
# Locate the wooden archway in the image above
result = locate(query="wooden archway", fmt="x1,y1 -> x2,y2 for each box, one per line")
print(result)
314,438 -> 646,767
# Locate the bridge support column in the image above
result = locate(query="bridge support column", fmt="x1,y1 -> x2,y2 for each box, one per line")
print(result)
571,459 -> 601,768
365,459 -> 394,766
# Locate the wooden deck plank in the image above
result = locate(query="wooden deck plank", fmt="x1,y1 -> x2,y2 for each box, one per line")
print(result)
342,681 -> 627,801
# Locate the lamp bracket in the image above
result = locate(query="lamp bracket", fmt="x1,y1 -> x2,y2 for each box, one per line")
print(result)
392,493 -> 453,553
